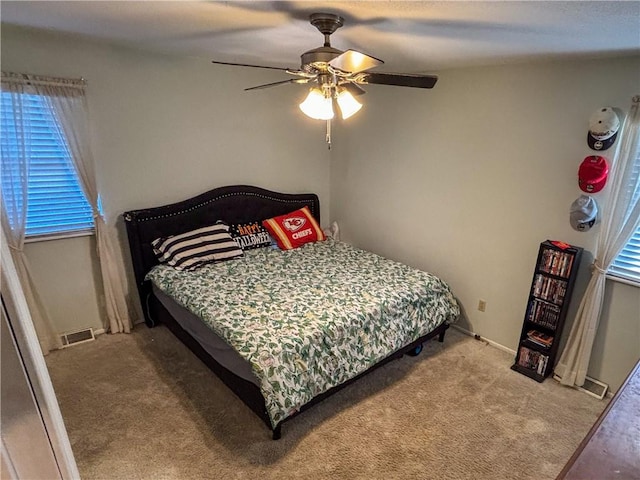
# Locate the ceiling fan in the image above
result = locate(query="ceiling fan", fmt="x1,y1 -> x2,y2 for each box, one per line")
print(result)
212,13 -> 438,146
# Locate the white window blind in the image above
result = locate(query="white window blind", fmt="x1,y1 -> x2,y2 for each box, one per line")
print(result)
1,92 -> 94,237
609,226 -> 640,282
608,149 -> 640,284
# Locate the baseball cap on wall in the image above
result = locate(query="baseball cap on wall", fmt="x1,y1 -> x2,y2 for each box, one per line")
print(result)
570,195 -> 598,232
578,155 -> 609,193
587,107 -> 620,151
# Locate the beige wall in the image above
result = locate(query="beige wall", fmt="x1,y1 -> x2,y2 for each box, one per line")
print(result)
330,56 -> 640,391
2,25 -> 638,391
24,236 -> 105,334
2,25 -> 332,328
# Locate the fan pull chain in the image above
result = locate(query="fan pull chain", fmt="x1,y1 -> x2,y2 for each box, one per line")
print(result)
326,119 -> 332,149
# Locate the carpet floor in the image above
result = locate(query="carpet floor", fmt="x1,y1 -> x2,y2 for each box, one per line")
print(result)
46,325 -> 605,479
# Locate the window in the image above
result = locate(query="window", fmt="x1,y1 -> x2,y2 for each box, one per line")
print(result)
609,226 -> 640,283
608,149 -> 640,285
1,92 -> 94,238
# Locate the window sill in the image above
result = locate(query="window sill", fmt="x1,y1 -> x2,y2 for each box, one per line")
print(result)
606,273 -> 640,289
24,229 -> 95,244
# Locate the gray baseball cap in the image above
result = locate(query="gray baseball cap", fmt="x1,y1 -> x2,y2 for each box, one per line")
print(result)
570,195 -> 598,232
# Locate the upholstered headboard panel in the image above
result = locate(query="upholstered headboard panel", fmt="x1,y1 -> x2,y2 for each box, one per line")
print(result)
123,185 -> 320,324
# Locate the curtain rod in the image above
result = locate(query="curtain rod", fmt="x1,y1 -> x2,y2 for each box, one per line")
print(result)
1,72 -> 86,89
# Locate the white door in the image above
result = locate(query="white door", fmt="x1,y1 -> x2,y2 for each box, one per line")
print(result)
1,235 -> 80,479
1,301 -> 62,478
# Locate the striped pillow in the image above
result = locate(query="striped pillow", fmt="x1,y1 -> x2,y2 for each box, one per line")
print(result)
151,222 -> 243,271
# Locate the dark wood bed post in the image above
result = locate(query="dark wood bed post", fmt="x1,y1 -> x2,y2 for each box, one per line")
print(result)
439,329 -> 446,342
122,211 -> 156,327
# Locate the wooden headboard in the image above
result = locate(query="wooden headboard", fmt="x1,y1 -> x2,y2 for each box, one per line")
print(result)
123,185 -> 320,325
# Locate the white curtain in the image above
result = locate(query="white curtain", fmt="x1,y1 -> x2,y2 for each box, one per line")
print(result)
555,96 -> 640,387
2,72 -> 132,335
1,79 -> 63,354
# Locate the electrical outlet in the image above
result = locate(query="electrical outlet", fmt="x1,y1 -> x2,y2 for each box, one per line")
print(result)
478,299 -> 487,312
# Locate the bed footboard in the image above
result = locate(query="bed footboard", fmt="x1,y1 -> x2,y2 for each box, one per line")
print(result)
152,291 -> 449,440
270,321 -> 450,439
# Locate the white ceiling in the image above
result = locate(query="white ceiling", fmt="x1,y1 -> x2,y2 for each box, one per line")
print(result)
2,1 -> 639,72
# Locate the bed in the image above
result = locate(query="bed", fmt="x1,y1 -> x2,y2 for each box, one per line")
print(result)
123,185 -> 459,439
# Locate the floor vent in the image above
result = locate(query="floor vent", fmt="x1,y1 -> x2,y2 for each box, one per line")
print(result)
60,328 -> 95,348
553,374 -> 609,400
579,376 -> 609,399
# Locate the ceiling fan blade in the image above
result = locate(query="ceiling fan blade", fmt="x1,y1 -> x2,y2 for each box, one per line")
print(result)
244,79 -> 307,91
286,69 -> 318,78
329,49 -> 384,74
212,60 -> 292,71
358,72 -> 438,89
343,82 -> 367,96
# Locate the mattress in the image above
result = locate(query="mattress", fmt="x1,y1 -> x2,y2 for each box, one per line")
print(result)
152,284 -> 260,386
147,239 -> 460,427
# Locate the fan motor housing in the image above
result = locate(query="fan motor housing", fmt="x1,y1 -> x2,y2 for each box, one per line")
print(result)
301,46 -> 343,72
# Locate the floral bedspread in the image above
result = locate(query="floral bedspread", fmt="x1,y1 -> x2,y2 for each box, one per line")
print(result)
146,240 -> 460,427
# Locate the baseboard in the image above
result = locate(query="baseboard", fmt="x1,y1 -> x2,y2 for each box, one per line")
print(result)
451,325 -> 613,397
450,324 -> 517,355
94,328 -> 106,336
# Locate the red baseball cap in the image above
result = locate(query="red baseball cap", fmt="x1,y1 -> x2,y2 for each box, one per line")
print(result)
578,156 -> 609,193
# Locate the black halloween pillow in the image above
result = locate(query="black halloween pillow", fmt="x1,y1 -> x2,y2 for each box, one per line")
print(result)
230,222 -> 272,250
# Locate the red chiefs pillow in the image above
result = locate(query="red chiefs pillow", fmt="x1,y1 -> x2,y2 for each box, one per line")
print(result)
262,206 -> 326,250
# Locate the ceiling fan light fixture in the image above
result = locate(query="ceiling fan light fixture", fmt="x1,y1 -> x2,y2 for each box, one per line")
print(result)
336,89 -> 362,120
299,88 -> 334,120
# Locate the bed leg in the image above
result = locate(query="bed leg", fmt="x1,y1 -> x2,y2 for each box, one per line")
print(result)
272,424 -> 282,440
144,292 -> 157,327
438,329 -> 446,343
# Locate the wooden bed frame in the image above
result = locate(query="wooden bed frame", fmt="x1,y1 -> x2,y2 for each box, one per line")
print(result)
123,185 -> 449,439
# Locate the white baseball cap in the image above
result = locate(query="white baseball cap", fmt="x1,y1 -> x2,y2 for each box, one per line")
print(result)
588,107 -> 620,151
